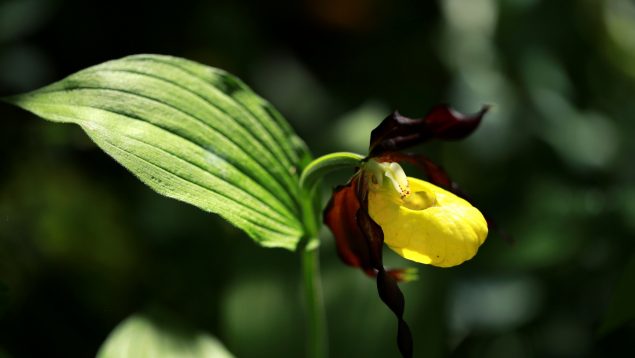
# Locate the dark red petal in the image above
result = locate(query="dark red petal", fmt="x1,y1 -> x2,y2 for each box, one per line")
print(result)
356,176 -> 413,358
323,174 -> 422,278
423,105 -> 489,140
377,270 -> 413,358
324,174 -> 414,357
323,177 -> 375,276
369,105 -> 489,157
354,176 -> 384,270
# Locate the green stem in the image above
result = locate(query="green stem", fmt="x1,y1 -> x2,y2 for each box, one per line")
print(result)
300,184 -> 327,358
299,151 -> 364,358
300,152 -> 365,192
302,245 -> 327,358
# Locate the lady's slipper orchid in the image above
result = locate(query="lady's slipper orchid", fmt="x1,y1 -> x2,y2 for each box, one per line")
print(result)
366,161 -> 488,268
323,105 -> 490,358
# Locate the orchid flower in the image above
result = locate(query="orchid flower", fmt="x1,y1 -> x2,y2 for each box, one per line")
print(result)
316,105 -> 490,357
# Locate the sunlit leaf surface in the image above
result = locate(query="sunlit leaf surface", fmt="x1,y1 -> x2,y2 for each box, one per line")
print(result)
6,55 -> 310,249
97,313 -> 234,358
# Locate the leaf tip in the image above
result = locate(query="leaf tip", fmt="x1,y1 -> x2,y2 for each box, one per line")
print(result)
1,94 -> 19,106
1,91 -> 37,110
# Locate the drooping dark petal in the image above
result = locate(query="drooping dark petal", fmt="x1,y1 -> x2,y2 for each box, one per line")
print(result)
354,184 -> 384,270
377,270 -> 413,358
324,173 -> 414,357
356,177 -> 413,358
323,176 -> 375,276
323,174 -> 425,278
369,105 -> 489,157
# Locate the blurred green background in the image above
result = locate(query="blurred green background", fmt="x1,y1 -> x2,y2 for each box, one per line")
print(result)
1,0 -> 634,357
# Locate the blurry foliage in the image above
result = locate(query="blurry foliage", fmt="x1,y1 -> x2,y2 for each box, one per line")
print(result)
0,281 -> 7,316
1,0 -> 635,357
97,311 -> 234,358
599,254 -> 635,336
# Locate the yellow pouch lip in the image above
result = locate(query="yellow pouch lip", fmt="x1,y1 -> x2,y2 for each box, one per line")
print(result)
368,176 -> 488,267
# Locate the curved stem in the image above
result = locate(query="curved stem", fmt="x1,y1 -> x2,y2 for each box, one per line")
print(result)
300,152 -> 365,192
299,151 -> 364,358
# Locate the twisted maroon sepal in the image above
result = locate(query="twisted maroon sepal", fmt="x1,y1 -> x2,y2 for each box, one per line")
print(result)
369,105 -> 489,157
322,104 -> 499,357
324,174 -> 413,358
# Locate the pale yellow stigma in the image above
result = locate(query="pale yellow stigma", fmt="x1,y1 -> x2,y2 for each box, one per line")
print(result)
365,160 -> 411,199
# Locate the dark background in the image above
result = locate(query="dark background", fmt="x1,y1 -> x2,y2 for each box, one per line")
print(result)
1,0 -> 635,357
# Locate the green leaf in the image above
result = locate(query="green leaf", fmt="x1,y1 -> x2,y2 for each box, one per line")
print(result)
97,312 -> 234,358
6,54 -> 311,249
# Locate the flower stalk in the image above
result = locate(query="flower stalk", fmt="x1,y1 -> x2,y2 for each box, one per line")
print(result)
299,152 -> 365,358
301,245 -> 326,358
300,178 -> 326,358
300,152 -> 365,192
